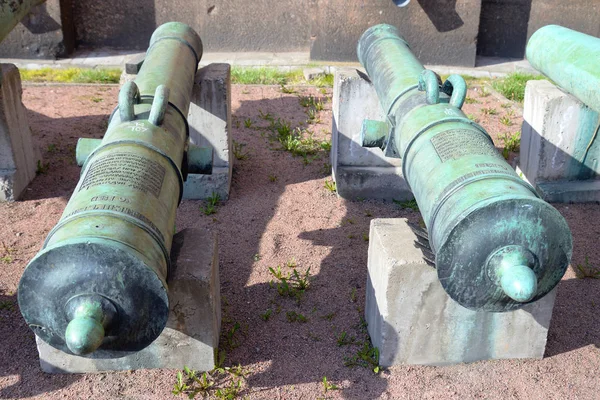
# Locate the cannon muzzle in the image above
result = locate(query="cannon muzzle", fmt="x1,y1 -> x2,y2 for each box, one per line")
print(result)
18,22 -> 206,357
357,24 -> 572,312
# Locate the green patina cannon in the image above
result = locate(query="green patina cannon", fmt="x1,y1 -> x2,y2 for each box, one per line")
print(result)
18,22 -> 211,357
527,25 -> 600,114
358,24 -> 572,312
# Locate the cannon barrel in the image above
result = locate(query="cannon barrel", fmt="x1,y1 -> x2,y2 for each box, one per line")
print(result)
526,25 -> 600,113
0,0 -> 46,43
18,22 -> 203,357
358,24 -> 572,312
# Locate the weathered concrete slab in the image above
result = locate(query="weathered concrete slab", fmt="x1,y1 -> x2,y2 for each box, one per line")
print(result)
537,180 -> 600,203
0,0 -> 74,58
520,80 -> 599,202
0,64 -> 38,201
37,228 -> 221,373
331,68 -> 411,201
366,218 -> 556,367
184,63 -> 232,200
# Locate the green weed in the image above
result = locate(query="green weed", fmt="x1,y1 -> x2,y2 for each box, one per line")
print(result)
269,265 -> 312,301
499,131 -> 521,159
201,192 -> 221,216
244,118 -> 253,128
36,160 -> 49,175
232,140 -> 249,160
393,198 -> 419,211
322,376 -> 339,394
576,257 -> 600,279
337,331 -> 356,347
324,179 -> 336,193
260,309 -> 273,321
481,107 -> 497,115
500,116 -> 513,126
286,311 -> 308,323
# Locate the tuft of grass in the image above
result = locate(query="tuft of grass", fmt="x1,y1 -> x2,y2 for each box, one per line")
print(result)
268,174 -> 277,182
35,160 -> 49,175
393,198 -> 419,211
201,192 -> 221,216
464,96 -> 480,104
500,116 -> 513,126
337,331 -> 356,347
0,300 -> 15,311
576,257 -> 600,279
481,107 -> 497,115
499,131 -> 521,159
492,72 -> 545,102
324,179 -> 336,193
260,309 -> 273,321
20,67 -> 121,84
280,84 -> 296,94
322,376 -> 339,394
244,118 -> 253,128
269,265 -> 312,301
344,341 -> 381,374
232,140 -> 249,160
173,361 -> 246,399
286,311 -> 308,323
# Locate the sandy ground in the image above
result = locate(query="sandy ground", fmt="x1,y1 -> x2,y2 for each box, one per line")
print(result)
0,82 -> 599,400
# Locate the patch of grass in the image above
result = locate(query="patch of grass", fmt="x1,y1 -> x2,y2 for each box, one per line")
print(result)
35,160 -> 49,175
499,131 -> 521,159
481,107 -> 497,115
324,179 -> 336,193
230,67 -> 335,87
0,300 -> 15,311
500,116 -> 512,126
268,174 -> 277,182
260,309 -> 273,321
231,67 -> 303,85
173,361 -> 246,399
280,84 -> 296,94
20,67 -> 121,84
464,96 -> 480,104
322,376 -> 339,394
337,331 -> 356,347
362,233 -> 369,242
232,140 -> 249,160
90,96 -> 103,103
576,257 -> 600,279
286,311 -> 308,323
244,118 -> 253,128
393,198 -> 419,211
467,114 -> 479,122
46,143 -> 57,153
492,72 -> 545,102
344,341 -> 380,374
201,192 -> 221,216
269,265 -> 312,301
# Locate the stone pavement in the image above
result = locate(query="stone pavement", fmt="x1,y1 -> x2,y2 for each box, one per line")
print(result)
0,49 -> 538,77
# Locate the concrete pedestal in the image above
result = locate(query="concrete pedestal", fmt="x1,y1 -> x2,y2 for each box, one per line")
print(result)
520,80 -> 600,202
331,68 -> 412,201
184,63 -> 232,201
0,64 -> 38,201
121,63 -> 233,200
36,228 -> 221,373
365,218 -> 557,367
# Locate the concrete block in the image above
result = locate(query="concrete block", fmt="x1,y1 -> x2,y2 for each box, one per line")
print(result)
537,179 -> 600,203
303,67 -> 325,81
36,228 -> 221,373
0,0 -> 74,58
365,218 -> 556,367
0,64 -> 38,201
184,63 -> 232,201
520,80 -> 599,202
331,68 -> 411,201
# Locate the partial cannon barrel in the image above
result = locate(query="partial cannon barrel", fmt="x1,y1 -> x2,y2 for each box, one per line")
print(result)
358,24 -> 572,312
18,22 -> 204,357
527,25 -> 600,113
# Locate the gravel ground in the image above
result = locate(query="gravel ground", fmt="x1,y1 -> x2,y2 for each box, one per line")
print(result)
0,82 -> 598,399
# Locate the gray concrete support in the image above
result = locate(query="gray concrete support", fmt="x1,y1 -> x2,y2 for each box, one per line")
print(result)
331,68 -> 411,201
0,64 -> 38,201
365,218 -> 556,367
184,63 -> 232,201
520,80 -> 600,202
36,228 -> 221,373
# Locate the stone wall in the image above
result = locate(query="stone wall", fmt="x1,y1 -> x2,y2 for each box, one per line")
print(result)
1,0 -> 600,65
